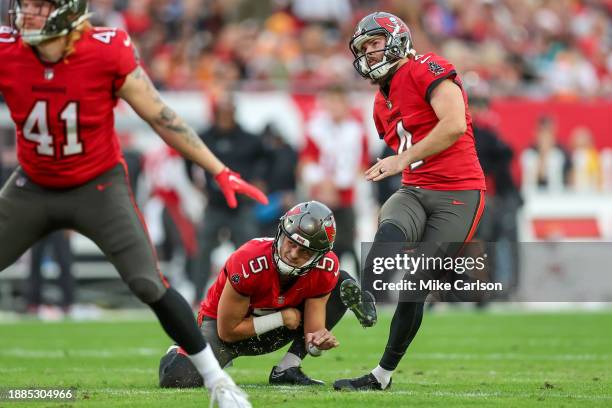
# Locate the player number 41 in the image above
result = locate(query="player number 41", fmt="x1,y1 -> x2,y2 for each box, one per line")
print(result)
23,100 -> 82,158
396,121 -> 424,171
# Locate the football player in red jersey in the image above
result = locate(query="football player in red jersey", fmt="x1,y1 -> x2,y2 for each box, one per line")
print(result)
159,201 -> 377,387
0,2 -> 268,407
334,12 -> 486,391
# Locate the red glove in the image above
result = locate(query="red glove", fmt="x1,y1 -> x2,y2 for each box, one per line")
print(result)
214,168 -> 269,209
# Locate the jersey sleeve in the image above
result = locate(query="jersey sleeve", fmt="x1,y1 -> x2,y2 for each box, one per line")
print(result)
0,26 -> 17,87
411,54 -> 458,103
112,29 -> 140,91
310,252 -> 340,298
223,241 -> 261,297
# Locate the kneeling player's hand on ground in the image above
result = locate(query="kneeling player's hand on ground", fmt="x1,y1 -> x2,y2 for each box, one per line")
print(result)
306,329 -> 339,351
214,167 -> 269,208
281,308 -> 302,330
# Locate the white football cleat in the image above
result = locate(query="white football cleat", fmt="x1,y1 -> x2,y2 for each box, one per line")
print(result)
209,378 -> 251,408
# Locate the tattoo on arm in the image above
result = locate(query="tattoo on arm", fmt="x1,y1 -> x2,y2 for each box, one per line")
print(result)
130,66 -> 204,150
132,66 -> 145,80
154,105 -> 205,149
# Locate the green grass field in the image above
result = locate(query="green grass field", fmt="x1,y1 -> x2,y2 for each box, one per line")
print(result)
0,310 -> 610,407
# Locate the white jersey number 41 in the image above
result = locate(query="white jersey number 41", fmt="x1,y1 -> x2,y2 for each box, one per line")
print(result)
23,101 -> 82,157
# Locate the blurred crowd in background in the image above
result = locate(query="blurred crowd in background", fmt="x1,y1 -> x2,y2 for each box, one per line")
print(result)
80,0 -> 612,98
2,0 -> 607,96
1,0 -> 612,317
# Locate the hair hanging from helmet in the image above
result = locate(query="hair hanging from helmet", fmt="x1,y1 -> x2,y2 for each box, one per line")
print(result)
63,19 -> 92,62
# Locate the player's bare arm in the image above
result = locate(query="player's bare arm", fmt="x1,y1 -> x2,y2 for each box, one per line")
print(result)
116,66 -> 225,175
304,294 -> 339,350
366,79 -> 467,181
216,280 -> 256,342
216,279 -> 302,342
117,66 -> 267,208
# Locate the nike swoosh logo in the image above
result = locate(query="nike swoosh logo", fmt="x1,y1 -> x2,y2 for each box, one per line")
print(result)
228,175 -> 241,184
270,371 -> 285,379
97,182 -> 112,191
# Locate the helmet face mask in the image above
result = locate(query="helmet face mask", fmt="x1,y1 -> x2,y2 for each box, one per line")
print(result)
350,12 -> 414,81
274,231 -> 323,277
9,0 -> 90,45
273,201 -> 336,277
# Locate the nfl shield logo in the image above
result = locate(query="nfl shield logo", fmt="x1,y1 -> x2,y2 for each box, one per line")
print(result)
277,296 -> 285,305
44,68 -> 54,81
428,61 -> 445,76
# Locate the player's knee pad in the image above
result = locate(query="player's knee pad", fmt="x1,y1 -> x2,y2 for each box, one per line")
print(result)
128,277 -> 166,304
374,221 -> 407,243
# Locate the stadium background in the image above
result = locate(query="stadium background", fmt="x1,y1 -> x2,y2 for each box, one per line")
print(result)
0,1 -> 611,407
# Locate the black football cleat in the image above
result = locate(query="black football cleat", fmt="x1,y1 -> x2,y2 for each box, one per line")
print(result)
333,373 -> 391,391
340,279 -> 377,328
269,366 -> 324,386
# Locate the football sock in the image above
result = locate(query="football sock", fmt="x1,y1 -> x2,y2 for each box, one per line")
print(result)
276,352 -> 302,371
371,365 -> 393,389
188,345 -> 229,389
148,287 -> 207,355
379,301 -> 424,371
362,222 -> 407,302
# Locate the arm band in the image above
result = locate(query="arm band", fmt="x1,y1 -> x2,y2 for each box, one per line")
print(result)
253,312 -> 284,336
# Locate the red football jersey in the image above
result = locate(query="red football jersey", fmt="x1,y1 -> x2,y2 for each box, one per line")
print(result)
199,238 -> 340,321
0,26 -> 138,188
373,52 -> 485,191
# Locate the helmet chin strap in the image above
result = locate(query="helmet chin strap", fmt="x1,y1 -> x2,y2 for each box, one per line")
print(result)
369,58 -> 400,80
276,258 -> 301,277
20,29 -> 62,45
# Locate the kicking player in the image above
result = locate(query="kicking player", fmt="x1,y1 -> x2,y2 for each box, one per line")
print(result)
159,201 -> 376,387
334,12 -> 486,391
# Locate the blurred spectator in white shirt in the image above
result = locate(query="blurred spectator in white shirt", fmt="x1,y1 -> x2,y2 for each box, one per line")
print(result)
521,116 -> 572,193
569,126 -> 601,192
299,84 -> 369,272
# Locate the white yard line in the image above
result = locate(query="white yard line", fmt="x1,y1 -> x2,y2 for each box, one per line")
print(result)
86,386 -> 612,401
0,347 -> 161,358
1,348 -> 608,361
